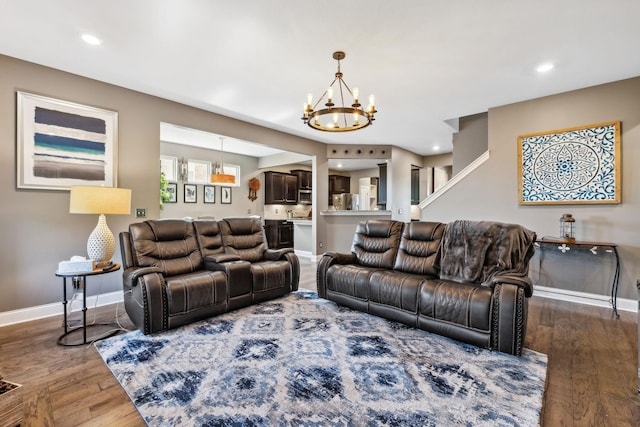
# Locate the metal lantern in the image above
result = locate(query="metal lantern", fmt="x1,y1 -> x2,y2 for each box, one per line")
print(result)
559,214 -> 576,243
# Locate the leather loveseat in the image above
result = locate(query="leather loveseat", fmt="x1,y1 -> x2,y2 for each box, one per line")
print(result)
119,217 -> 299,334
317,219 -> 536,355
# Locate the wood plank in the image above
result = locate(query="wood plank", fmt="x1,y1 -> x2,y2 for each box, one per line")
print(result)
1,261 -> 637,426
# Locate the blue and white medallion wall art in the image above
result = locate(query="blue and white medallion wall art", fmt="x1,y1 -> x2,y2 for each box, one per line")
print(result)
518,121 -> 621,205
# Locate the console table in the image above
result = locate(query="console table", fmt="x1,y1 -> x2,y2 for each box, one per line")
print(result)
55,263 -> 121,346
535,239 -> 620,318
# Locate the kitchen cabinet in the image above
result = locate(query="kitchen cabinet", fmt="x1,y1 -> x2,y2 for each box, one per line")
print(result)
377,163 -> 387,206
264,219 -> 294,249
328,175 -> 350,205
264,171 -> 298,204
291,169 -> 312,190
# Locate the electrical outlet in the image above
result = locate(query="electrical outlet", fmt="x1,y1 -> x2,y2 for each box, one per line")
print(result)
275,209 -> 279,214
247,209 -> 251,214
319,242 -> 323,248
398,208 -> 403,215
136,208 -> 147,218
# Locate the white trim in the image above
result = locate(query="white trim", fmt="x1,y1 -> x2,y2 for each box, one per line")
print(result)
533,285 -> 637,313
0,291 -> 123,328
419,150 -> 491,209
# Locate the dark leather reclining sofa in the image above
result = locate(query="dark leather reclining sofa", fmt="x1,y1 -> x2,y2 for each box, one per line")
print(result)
119,217 -> 299,334
317,219 -> 537,355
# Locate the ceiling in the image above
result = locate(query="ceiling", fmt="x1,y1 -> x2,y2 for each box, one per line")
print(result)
2,1 -> 639,157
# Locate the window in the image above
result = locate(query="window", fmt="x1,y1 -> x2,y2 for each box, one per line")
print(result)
216,163 -> 241,187
187,159 -> 211,184
160,156 -> 178,182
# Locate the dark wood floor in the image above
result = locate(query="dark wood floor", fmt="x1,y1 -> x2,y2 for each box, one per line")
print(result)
1,259 -> 638,426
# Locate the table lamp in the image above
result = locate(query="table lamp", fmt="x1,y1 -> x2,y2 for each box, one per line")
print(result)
69,186 -> 132,267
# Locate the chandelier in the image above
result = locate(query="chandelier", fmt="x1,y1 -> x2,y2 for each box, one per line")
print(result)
302,51 -> 376,132
211,136 -> 235,185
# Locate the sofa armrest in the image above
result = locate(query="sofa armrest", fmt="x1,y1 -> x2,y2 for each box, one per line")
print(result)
317,252 -> 358,299
121,266 -> 166,334
488,274 -> 533,298
205,253 -> 242,263
491,283 -> 529,356
264,248 -> 294,261
122,266 -> 163,289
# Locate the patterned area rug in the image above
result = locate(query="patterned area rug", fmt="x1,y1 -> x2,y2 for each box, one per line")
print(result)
95,291 -> 547,426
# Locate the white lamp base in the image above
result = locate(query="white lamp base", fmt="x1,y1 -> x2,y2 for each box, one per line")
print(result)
87,214 -> 115,267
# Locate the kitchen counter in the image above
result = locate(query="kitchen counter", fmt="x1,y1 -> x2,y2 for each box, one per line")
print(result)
289,218 -> 312,225
320,210 -> 392,216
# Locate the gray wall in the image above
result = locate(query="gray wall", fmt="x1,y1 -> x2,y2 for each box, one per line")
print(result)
422,77 -> 640,300
0,54 -> 328,312
452,112 -> 488,174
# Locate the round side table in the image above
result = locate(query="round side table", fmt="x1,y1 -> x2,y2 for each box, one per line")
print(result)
55,263 -> 121,346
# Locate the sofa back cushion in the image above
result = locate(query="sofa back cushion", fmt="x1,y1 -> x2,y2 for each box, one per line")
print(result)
351,220 -> 404,269
219,218 -> 266,263
193,220 -> 225,257
437,220 -> 537,284
129,219 -> 203,276
394,221 -> 444,276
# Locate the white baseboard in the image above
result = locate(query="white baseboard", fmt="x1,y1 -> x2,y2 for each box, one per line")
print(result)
0,291 -> 124,328
533,285 -> 637,313
1,284 -> 635,328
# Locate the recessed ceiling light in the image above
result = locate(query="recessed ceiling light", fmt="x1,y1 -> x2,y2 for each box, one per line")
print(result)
536,62 -> 554,73
81,33 -> 102,46
433,145 -> 440,151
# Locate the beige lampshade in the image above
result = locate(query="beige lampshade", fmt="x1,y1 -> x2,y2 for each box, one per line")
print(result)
69,186 -> 131,265
69,186 -> 131,215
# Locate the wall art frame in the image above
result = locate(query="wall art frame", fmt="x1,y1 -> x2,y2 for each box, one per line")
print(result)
204,185 -> 216,204
221,186 -> 232,204
165,182 -> 177,203
16,91 -> 118,190
518,121 -> 621,205
184,184 -> 197,203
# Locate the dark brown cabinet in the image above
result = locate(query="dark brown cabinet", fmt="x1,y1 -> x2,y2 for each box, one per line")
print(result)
328,174 -> 350,205
377,163 -> 387,206
291,169 -> 312,190
264,171 -> 298,204
264,220 -> 293,249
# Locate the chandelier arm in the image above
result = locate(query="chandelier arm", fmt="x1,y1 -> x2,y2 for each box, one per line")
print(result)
311,77 -> 338,110
337,79 -> 349,127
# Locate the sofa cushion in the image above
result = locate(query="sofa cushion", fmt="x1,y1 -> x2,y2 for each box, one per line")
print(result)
250,260 -> 292,292
219,218 -> 266,263
165,270 -> 227,315
418,279 -> 492,333
351,220 -> 404,269
129,219 -> 203,276
369,270 -> 425,313
326,264 -> 383,301
193,220 -> 225,258
394,221 -> 444,276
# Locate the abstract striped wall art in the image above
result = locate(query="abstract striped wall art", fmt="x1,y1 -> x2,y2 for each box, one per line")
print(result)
17,92 -> 118,190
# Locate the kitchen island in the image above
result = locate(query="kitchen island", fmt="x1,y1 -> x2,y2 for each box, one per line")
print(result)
289,219 -> 313,257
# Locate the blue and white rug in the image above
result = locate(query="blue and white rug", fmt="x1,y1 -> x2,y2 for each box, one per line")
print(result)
95,291 -> 547,426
